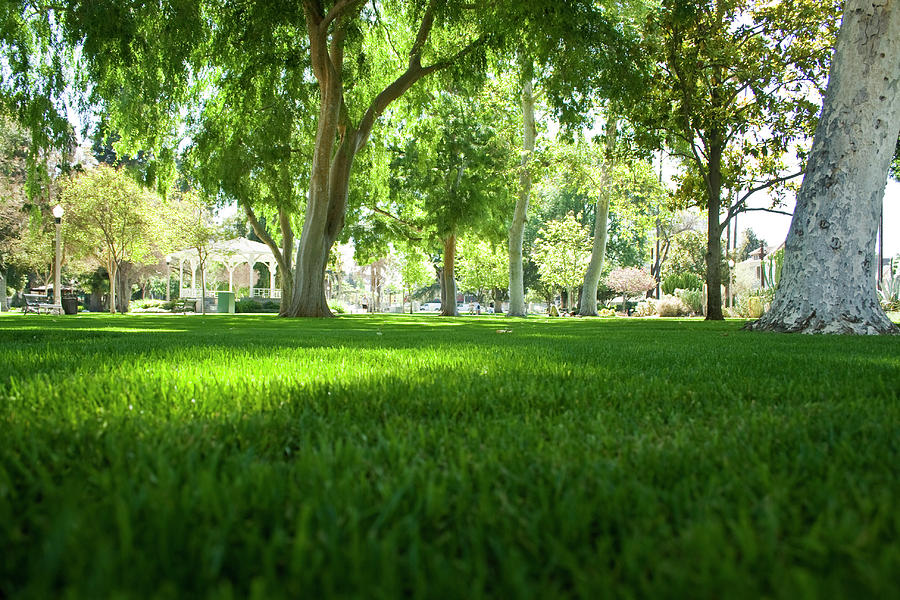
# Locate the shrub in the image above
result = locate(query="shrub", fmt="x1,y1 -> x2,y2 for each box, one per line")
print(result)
657,295 -> 689,317
605,268 -> 657,316
661,272 -> 703,295
597,307 -> 616,318
634,299 -> 657,317
675,288 -> 703,315
878,268 -> 900,311
329,301 -> 347,314
262,300 -> 280,310
235,299 -> 260,313
131,299 -> 166,310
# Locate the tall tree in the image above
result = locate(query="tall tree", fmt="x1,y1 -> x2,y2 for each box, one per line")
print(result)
748,0 -> 900,334
508,54 -> 536,317
60,166 -> 162,314
631,0 -> 840,319
532,211 -> 592,311
388,89 -> 516,316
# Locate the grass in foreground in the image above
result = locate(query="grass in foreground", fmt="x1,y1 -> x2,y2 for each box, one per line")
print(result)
1,313 -> 898,599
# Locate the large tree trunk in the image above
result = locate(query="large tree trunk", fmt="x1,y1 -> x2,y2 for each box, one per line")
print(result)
579,118 -> 617,316
705,138 -> 725,320
115,267 -> 131,314
748,0 -> 900,334
508,56 -> 535,317
288,134 -> 354,318
440,234 -> 458,316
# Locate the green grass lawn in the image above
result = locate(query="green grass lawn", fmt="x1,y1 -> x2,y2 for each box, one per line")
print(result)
1,313 -> 898,599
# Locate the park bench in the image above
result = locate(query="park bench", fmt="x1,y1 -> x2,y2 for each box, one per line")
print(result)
171,298 -> 196,314
23,293 -> 60,315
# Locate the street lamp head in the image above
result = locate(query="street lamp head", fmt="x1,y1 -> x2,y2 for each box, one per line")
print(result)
52,204 -> 64,222
728,259 -> 735,268
165,255 -> 171,265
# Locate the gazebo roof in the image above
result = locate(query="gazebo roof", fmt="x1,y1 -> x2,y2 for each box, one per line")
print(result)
168,237 -> 277,266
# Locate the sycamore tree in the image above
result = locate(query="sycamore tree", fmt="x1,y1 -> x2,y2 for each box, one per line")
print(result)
532,211 -> 591,311
60,166 -> 162,313
748,0 -> 900,334
630,0 -> 841,319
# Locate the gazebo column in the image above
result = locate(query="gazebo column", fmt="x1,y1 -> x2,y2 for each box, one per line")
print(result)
190,259 -> 197,290
268,261 -> 277,295
226,264 -> 235,292
178,259 -> 184,293
248,261 -> 254,299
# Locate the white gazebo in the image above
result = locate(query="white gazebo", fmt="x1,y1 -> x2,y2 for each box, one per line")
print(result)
168,238 -> 283,299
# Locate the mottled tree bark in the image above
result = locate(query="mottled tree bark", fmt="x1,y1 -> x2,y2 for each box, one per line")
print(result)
508,57 -> 535,317
579,118 -> 617,316
748,0 -> 900,334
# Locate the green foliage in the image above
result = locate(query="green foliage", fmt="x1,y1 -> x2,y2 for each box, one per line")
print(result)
1,314 -> 898,597
675,288 -> 703,315
532,211 -> 591,292
60,165 -> 163,271
456,238 -> 509,295
662,231 -> 707,279
737,228 -> 767,262
661,272 -> 703,295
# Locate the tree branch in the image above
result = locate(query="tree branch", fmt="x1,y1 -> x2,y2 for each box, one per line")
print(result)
321,0 -> 367,32
371,205 -> 424,240
242,202 -> 289,275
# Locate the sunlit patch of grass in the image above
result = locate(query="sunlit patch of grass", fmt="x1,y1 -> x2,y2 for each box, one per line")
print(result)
0,313 -> 898,598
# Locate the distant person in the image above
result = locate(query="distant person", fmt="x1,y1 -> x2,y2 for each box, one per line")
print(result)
476,302 -> 481,315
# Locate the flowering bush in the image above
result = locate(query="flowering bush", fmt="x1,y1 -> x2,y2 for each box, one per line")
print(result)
657,295 -> 689,317
605,268 -> 657,316
634,299 -> 658,317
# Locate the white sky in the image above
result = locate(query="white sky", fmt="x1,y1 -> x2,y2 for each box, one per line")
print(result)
737,179 -> 899,257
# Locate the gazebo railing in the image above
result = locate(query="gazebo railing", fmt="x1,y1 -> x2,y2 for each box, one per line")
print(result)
178,287 -> 217,299
252,289 -> 282,299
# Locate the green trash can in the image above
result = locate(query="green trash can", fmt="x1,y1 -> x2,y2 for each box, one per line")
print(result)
217,291 -> 235,314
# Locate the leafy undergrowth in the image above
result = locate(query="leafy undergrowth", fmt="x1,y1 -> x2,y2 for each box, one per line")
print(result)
1,314 -> 898,599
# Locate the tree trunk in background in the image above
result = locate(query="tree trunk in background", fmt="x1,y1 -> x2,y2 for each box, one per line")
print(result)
440,234 -> 458,316
748,0 -> 900,334
198,258 -> 206,316
0,269 -> 6,311
508,56 -> 535,317
579,118 -> 617,316
493,287 -> 503,314
115,267 -> 130,314
108,259 -> 117,314
704,138 -> 725,320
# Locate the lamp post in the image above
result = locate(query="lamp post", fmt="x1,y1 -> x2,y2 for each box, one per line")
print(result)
165,256 -> 171,302
52,204 -> 64,309
728,258 -> 735,308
